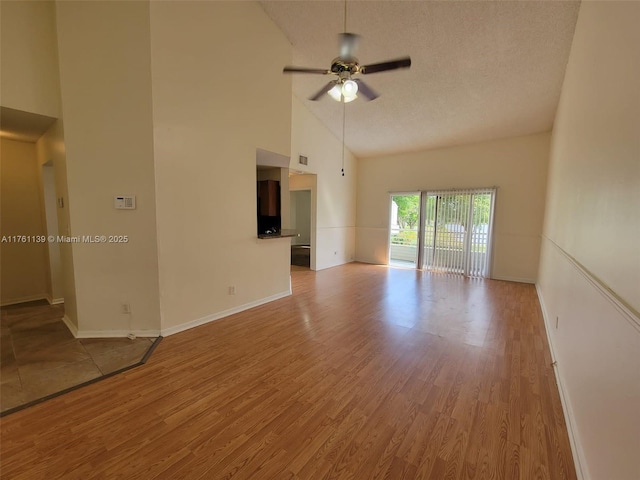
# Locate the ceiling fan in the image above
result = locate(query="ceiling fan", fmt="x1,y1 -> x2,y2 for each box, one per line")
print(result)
283,33 -> 411,103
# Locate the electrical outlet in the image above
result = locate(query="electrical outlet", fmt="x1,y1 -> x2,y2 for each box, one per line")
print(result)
555,315 -> 559,329
122,303 -> 131,314
228,286 -> 236,295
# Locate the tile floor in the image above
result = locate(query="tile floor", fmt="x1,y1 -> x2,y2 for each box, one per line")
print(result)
290,245 -> 311,268
1,300 -> 155,414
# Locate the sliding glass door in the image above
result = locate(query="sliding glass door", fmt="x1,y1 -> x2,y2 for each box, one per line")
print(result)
389,189 -> 495,277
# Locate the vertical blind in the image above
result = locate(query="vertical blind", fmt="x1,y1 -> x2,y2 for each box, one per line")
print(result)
422,188 -> 495,277
389,188 -> 496,278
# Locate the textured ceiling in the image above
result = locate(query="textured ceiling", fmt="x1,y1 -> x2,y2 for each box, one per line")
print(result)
261,0 -> 580,158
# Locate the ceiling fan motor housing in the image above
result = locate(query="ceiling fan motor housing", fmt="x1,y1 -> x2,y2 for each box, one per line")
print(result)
331,57 -> 360,75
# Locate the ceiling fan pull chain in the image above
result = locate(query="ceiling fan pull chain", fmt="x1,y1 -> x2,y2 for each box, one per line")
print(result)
342,100 -> 346,176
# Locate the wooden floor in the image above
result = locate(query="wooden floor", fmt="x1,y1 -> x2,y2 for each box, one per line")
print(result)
0,263 -> 576,479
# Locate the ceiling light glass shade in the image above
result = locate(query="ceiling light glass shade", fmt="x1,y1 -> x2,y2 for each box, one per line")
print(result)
328,84 -> 342,101
328,82 -> 358,102
342,79 -> 358,97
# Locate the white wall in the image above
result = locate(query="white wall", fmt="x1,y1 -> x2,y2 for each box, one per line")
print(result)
0,139 -> 49,305
290,190 -> 311,245
0,1 -> 77,324
0,0 -> 61,118
537,2 -> 640,479
356,133 -> 550,282
279,167 -> 290,231
40,163 -> 63,303
35,119 -> 77,327
290,97 -> 357,270
150,1 -> 293,333
56,1 -> 161,335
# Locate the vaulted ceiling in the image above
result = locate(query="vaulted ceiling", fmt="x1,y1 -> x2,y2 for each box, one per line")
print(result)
261,0 -> 581,158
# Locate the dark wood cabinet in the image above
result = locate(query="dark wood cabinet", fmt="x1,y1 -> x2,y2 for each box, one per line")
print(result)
257,179 -> 281,235
258,180 -> 280,217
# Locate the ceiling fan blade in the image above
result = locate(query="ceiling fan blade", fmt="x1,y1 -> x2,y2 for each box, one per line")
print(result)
361,57 -> 411,74
354,79 -> 379,101
309,81 -> 337,101
338,33 -> 360,59
283,66 -> 330,74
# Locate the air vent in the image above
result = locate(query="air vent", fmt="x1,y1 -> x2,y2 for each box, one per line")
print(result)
298,155 -> 308,166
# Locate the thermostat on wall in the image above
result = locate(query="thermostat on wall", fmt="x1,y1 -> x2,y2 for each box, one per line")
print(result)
114,195 -> 136,210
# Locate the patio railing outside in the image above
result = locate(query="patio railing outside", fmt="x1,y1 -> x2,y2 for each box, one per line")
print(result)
389,227 -> 419,265
390,226 -> 488,276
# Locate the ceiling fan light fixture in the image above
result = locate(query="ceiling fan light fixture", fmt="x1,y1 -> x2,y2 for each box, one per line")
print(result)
342,93 -> 358,103
328,84 -> 342,102
342,79 -> 358,97
328,82 -> 357,103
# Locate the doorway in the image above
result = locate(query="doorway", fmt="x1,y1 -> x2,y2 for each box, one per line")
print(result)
389,189 -> 495,277
389,193 -> 420,268
290,190 -> 311,268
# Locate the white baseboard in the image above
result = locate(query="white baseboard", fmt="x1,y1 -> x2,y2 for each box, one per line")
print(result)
535,284 -> 587,480
354,257 -> 382,266
75,329 -> 161,339
46,295 -> 65,305
62,314 -> 78,337
491,275 -> 536,284
62,314 -> 160,339
161,289 -> 292,337
1,294 -> 49,307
